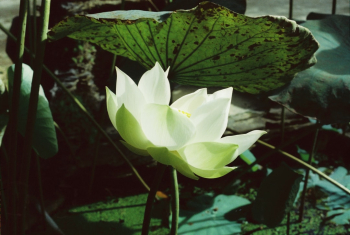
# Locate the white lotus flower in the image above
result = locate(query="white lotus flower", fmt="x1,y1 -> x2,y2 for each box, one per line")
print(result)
106,62 -> 266,179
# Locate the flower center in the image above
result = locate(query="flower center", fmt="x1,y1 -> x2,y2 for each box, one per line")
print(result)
178,109 -> 191,118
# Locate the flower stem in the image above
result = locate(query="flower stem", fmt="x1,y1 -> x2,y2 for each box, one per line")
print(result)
170,167 -> 179,235
142,163 -> 167,235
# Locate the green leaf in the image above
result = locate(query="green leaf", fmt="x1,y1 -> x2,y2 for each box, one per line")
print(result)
269,15 -> 350,124
239,149 -> 260,172
296,145 -> 317,164
252,163 -> 303,227
48,2 -> 318,94
174,193 -> 250,234
7,64 -> 58,159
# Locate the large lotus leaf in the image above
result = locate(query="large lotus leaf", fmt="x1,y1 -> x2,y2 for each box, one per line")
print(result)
48,1 -> 318,94
269,15 -> 350,124
252,163 -> 303,228
7,64 -> 58,159
173,193 -> 250,234
164,0 -> 246,14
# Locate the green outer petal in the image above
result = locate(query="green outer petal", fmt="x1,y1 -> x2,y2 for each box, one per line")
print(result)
189,98 -> 231,143
121,140 -> 149,156
147,147 -> 199,180
138,62 -> 171,105
189,166 -> 237,179
106,87 -> 118,130
116,104 -> 152,150
141,103 -> 195,151
219,130 -> 267,155
177,142 -> 238,170
171,88 -> 207,114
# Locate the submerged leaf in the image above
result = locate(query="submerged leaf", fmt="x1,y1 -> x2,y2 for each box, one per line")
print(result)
48,2 -> 318,94
296,166 -> 350,225
7,64 -> 58,159
239,149 -> 260,172
174,193 -> 250,234
269,15 -> 350,123
252,163 -> 303,227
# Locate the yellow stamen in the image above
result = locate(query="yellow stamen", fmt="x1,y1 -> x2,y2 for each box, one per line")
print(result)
178,109 -> 191,118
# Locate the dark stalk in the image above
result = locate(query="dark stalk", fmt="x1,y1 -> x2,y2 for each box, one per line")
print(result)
19,0 -> 51,233
8,0 -> 28,233
33,0 -> 37,55
35,152 -> 46,231
0,162 -> 8,222
289,0 -> 293,19
332,0 -> 337,14
280,106 -> 285,144
87,54 -> 117,199
27,1 -> 33,67
142,163 -> 167,235
298,120 -> 320,222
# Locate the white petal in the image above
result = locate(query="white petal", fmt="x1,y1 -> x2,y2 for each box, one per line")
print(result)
116,104 -> 152,150
141,104 -> 195,151
121,140 -> 149,156
171,88 -> 207,114
106,87 -> 118,130
138,62 -> 171,105
219,130 -> 267,155
189,166 -> 237,179
189,98 -> 231,143
165,67 -> 170,77
177,142 -> 238,169
207,87 -> 233,102
116,67 -> 146,121
147,147 -> 198,180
